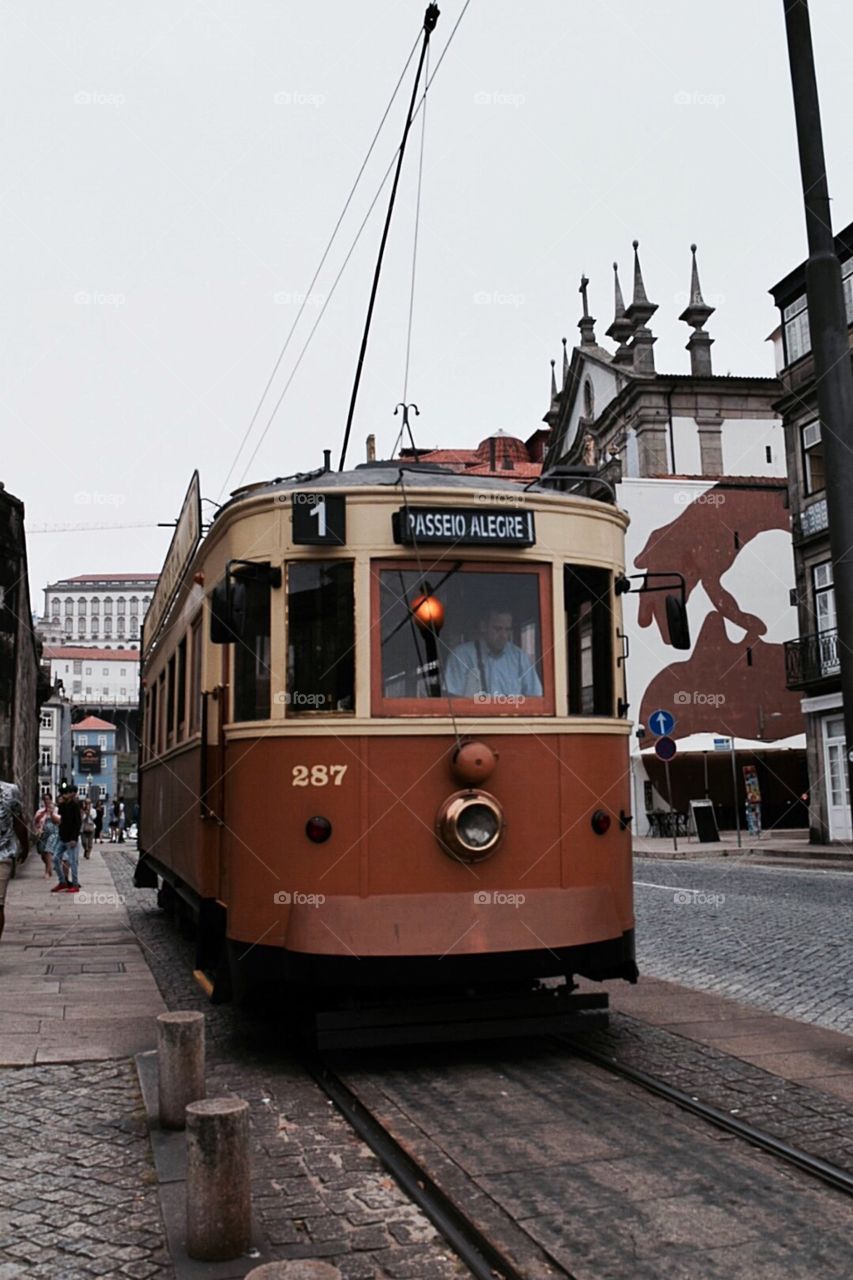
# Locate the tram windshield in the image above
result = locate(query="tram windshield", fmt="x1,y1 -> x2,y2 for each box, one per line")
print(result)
375,563 -> 546,712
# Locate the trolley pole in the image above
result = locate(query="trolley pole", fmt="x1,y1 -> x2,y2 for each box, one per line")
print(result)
783,0 -> 853,818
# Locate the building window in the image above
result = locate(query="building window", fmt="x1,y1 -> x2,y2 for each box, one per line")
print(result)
77,734 -> 89,746
91,626 -> 99,639
783,295 -> 811,364
98,735 -> 107,748
802,420 -> 824,495
130,616 -> 139,634
120,668 -> 126,676
583,378 -> 594,419
73,680 -> 82,693
40,747 -> 52,768
117,598 -> 126,615
104,618 -> 112,636
78,624 -> 86,638
40,711 -> 52,729
78,597 -> 87,613
52,598 -> 60,618
73,660 -> 82,674
103,686 -> 109,696
104,597 -> 113,616
843,259 -> 853,325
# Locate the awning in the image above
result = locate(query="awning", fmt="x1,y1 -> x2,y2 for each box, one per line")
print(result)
634,731 -> 806,757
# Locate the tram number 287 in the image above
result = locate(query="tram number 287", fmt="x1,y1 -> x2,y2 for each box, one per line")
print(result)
292,765 -> 349,787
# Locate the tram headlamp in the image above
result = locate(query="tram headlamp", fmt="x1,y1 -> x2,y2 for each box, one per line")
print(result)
435,790 -> 505,864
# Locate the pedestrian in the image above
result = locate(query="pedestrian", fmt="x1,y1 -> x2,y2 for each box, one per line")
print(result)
34,793 -> 61,879
109,796 -> 124,844
94,798 -> 104,843
117,796 -> 126,844
54,782 -> 82,893
81,799 -> 95,859
0,779 -> 30,942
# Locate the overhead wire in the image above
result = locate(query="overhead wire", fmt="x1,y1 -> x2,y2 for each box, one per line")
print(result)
226,0 -> 473,490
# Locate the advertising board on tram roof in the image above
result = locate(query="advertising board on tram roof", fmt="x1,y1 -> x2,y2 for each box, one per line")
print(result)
142,470 -> 202,656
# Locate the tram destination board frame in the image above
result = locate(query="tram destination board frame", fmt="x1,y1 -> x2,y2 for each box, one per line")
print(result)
393,505 -> 536,547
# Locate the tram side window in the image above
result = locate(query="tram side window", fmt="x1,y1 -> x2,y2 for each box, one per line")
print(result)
157,671 -> 166,753
166,654 -> 176,745
287,562 -> 354,714
565,564 -> 613,716
189,619 -> 202,735
375,564 -> 545,711
176,637 -> 187,740
233,575 -> 271,722
148,682 -> 157,758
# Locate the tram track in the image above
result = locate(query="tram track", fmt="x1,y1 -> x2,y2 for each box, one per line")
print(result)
302,1052 -> 545,1280
305,1030 -> 853,1280
558,1035 -> 853,1199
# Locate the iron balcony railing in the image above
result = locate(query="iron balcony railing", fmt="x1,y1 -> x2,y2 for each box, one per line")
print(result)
785,627 -> 840,689
793,498 -> 829,540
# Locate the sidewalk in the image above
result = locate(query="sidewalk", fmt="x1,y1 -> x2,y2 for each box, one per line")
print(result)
0,841 -> 172,1280
0,838 -> 166,1065
632,826 -> 853,866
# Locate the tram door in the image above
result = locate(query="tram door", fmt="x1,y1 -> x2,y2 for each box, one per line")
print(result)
823,715 -> 852,842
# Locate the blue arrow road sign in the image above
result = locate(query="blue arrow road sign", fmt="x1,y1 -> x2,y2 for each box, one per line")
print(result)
649,708 -> 675,737
655,736 -> 677,762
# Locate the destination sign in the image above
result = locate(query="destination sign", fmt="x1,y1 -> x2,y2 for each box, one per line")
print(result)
394,506 -> 535,547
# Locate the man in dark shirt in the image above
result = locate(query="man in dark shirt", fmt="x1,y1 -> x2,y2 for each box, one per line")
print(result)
53,783 -> 82,894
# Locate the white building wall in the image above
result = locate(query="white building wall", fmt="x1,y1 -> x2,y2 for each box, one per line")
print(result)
48,654 -> 140,704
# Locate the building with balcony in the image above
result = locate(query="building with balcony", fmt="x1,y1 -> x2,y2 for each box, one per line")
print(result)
770,220 -> 853,842
37,573 -> 159,650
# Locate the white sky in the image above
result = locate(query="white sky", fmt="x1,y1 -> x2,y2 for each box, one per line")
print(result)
4,0 -> 853,608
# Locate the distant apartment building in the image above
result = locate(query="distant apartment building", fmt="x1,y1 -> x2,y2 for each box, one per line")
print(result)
43,646 -> 140,705
770,219 -> 853,842
38,573 -> 158,649
38,694 -> 73,797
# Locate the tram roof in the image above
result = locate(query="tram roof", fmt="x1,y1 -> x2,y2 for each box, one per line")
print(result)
221,461 -> 615,511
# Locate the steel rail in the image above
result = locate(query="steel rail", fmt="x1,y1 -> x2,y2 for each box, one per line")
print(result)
562,1039 -> 853,1199
303,1056 -> 541,1280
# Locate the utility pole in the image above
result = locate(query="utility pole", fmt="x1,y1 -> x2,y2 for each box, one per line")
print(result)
782,0 -> 853,820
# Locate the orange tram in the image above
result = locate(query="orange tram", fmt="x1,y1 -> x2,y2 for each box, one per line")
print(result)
136,462 -> 688,1035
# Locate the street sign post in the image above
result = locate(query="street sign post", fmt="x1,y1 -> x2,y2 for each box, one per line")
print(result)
653,736 -> 679,852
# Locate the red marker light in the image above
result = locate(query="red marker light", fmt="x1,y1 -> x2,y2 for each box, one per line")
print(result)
306,816 -> 332,843
591,810 -> 611,836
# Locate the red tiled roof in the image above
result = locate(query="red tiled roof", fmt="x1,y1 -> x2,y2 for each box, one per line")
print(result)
44,647 -> 141,662
73,716 -> 117,732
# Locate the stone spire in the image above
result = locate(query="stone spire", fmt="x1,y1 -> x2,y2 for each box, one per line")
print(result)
578,275 -> 597,347
606,262 -> 634,366
562,337 -> 569,386
543,357 -> 562,429
679,243 -> 715,376
624,240 -> 658,374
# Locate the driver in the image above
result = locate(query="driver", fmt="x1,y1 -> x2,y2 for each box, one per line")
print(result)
444,608 -> 542,698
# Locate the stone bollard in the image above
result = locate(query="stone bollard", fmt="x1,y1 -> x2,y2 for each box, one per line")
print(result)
186,1097 -> 251,1261
245,1264 -> 342,1279
157,1011 -> 205,1130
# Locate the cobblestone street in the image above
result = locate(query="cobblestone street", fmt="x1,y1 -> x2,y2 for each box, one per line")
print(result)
634,858 -> 853,1032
